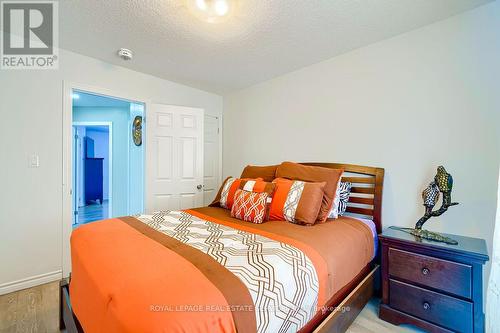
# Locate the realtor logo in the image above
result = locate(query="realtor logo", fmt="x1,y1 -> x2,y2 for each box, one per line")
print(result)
1,1 -> 58,69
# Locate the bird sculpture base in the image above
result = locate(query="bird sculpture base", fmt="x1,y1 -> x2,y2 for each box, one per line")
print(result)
390,226 -> 458,245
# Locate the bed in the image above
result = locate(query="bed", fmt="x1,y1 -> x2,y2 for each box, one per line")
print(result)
61,162 -> 384,333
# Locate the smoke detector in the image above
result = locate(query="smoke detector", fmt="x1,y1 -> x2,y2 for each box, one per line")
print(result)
117,48 -> 133,61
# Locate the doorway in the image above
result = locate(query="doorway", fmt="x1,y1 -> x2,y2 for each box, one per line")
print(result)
63,82 -> 222,277
72,123 -> 112,226
71,90 -> 145,226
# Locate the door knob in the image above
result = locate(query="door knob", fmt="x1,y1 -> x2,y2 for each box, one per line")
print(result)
197,184 -> 203,190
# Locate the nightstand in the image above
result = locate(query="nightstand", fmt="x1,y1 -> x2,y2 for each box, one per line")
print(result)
379,227 -> 489,333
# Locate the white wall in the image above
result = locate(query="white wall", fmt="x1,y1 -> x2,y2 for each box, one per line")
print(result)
0,49 -> 222,294
74,107 -> 131,216
224,2 -> 500,284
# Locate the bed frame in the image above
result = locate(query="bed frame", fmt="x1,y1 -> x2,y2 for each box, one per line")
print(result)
60,162 -> 384,333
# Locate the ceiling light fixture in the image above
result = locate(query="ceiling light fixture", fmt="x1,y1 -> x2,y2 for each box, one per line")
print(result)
187,0 -> 234,23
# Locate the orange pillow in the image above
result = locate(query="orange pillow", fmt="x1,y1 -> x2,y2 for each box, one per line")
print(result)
276,162 -> 343,223
269,178 -> 326,225
231,188 -> 275,224
210,177 -> 266,210
240,165 -> 278,182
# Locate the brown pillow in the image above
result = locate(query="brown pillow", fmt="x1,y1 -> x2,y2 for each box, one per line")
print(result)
276,162 -> 343,223
269,178 -> 325,225
240,165 -> 278,182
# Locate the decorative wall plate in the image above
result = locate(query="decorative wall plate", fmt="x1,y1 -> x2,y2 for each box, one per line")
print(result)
133,116 -> 142,146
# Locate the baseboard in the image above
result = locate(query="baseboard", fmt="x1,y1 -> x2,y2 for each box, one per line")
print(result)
0,270 -> 62,295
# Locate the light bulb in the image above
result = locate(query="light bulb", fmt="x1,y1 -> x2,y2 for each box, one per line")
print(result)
195,0 -> 207,11
214,0 -> 229,16
187,0 -> 234,23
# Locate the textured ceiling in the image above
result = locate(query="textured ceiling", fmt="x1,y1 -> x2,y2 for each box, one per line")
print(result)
59,0 -> 491,94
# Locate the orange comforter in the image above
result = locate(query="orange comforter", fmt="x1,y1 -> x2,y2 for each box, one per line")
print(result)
70,207 -> 374,333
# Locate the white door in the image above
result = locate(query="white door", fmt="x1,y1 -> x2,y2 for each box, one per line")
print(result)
146,104 -> 204,212
203,115 -> 220,206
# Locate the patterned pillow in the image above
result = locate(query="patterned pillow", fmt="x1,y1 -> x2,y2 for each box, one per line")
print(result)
269,178 -> 326,225
338,181 -> 352,216
219,177 -> 240,209
328,181 -> 352,218
231,189 -> 274,224
210,177 -> 265,210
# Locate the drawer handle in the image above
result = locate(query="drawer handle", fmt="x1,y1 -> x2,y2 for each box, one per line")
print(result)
422,267 -> 430,275
423,302 -> 431,310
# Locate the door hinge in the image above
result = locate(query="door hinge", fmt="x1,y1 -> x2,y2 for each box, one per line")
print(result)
74,210 -> 78,216
217,127 -> 220,134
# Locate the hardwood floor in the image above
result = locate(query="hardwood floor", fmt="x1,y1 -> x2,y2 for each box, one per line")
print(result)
0,282 -> 59,333
0,281 -> 424,333
347,298 -> 424,333
74,200 -> 109,227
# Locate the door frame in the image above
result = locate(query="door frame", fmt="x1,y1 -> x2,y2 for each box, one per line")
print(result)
203,114 -> 221,205
62,81 -> 150,278
73,122 -> 113,221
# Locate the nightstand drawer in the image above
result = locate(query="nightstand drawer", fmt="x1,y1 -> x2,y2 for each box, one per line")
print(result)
388,248 -> 472,298
389,279 -> 473,332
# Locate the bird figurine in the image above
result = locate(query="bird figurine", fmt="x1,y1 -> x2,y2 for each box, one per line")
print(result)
392,165 -> 460,245
435,166 -> 453,194
422,181 -> 440,210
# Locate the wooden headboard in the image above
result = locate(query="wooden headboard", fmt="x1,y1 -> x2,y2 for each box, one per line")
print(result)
300,163 -> 385,233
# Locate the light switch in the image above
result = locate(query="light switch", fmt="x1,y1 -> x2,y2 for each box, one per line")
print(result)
29,154 -> 40,168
